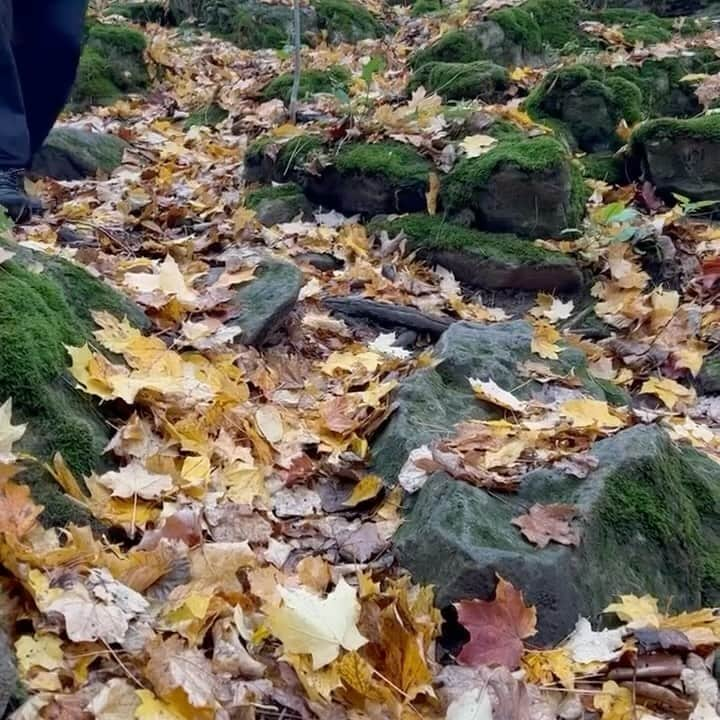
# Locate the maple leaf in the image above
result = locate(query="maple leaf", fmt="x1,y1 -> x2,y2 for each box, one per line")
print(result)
124,255 -> 199,306
593,680 -> 635,720
530,293 -> 574,323
455,576 -> 537,669
640,376 -> 696,410
14,634 -> 63,674
531,321 -> 561,359
512,503 -> 581,549
565,617 -> 624,664
267,578 -> 367,669
461,134 -> 497,157
469,378 -> 527,414
343,474 -> 383,507
369,333 -> 412,360
604,594 -> 662,628
88,678 -> 141,719
95,460 -> 174,499
0,398 -> 26,462
560,399 -> 625,430
0,480 -> 42,538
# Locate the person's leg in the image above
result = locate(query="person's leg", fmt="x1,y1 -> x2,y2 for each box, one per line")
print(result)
12,0 -> 88,156
0,0 -> 30,169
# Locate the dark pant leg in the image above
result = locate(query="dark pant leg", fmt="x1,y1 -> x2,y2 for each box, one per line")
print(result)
0,0 -> 29,168
12,0 -> 88,157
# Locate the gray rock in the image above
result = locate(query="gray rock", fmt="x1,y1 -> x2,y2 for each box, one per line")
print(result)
255,196 -> 314,226
370,321 -> 623,483
231,260 -> 303,346
395,425 -> 720,644
31,128 -> 127,181
697,349 -> 720,394
295,252 -> 344,271
0,620 -> 17,717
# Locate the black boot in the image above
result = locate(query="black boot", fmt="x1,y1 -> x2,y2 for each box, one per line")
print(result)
0,169 -> 41,223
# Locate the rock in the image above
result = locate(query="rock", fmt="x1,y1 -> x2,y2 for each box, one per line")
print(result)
314,0 -> 385,43
303,142 -> 431,216
408,60 -> 508,102
381,215 -> 583,292
69,22 -> 149,109
371,320 -> 623,483
296,253 -> 344,271
596,0 -> 711,16
246,183 -> 314,225
0,615 -> 17,718
31,128 -> 127,181
394,424 -> 720,644
244,135 -> 325,184
409,29 -> 483,69
697,349 -> 720,394
442,136 -> 586,238
230,260 -> 303,346
525,65 -> 643,153
262,67 -> 351,105
0,240 -> 149,527
630,115 -> 720,201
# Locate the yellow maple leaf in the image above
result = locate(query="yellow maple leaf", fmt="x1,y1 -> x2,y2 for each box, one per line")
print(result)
674,339 -> 709,377
65,344 -> 116,400
321,350 -> 383,375
267,578 -> 367,669
522,648 -> 574,689
593,680 -> 635,720
284,653 -> 342,703
343,474 -> 383,507
134,689 -> 190,720
14,634 -> 64,675
560,399 -> 625,430
531,321 -> 561,360
640,377 -> 696,410
604,595 -> 661,628
460,134 -> 497,158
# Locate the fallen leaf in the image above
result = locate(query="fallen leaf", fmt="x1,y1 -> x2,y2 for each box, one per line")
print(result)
455,576 -> 537,669
461,134 -> 498,157
511,503 -> 581,549
565,617 -> 624,664
343,474 -> 383,507
469,378 -> 527,414
531,321 -> 561,360
640,376 -> 696,410
0,398 -> 26,461
95,461 -> 174,500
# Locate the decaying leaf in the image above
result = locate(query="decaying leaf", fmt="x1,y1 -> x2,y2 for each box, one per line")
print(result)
511,503 -> 581,549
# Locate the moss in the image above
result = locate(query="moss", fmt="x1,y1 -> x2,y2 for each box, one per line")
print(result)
108,1 -> 173,24
231,6 -> 290,49
184,103 -> 229,129
582,152 -> 626,185
314,0 -> 383,42
524,64 -> 643,152
70,22 -> 148,108
631,114 -> 720,149
443,136 -> 571,205
409,30 -> 482,69
246,182 -> 305,209
408,60 -> 508,101
411,0 -> 442,16
333,142 -> 431,186
262,66 -> 351,103
383,214 -> 575,266
593,8 -> 673,44
486,119 -> 527,142
490,0 -> 581,53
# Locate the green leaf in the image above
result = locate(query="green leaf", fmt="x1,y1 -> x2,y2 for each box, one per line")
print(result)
361,55 -> 386,86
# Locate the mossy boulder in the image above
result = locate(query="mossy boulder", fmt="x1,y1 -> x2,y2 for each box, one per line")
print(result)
381,214 -> 583,292
246,183 -> 314,225
582,151 -> 628,185
183,103 -> 229,130
408,60 -> 508,102
442,136 -> 587,237
31,128 -> 127,181
409,29 -> 483,69
590,7 -> 705,44
630,115 -> 720,200
596,0 -> 711,17
230,260 -> 303,345
244,134 -> 325,184
525,64 -> 643,152
411,0 -> 442,15
371,320 -> 626,484
314,0 -> 384,42
396,423 -> 720,643
303,142 -> 432,216
0,241 -> 148,527
262,66 -> 351,104
69,22 -> 149,109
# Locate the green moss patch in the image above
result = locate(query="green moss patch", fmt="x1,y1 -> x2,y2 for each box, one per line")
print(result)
262,66 -> 351,104
246,182 -> 305,209
245,134 -> 326,183
107,1 -> 174,25
184,103 -> 229,130
409,30 -> 482,69
408,60 -> 508,101
314,0 -> 383,42
69,22 -> 148,109
525,64 -> 643,152
0,241 -> 147,526
412,0 -> 442,16
384,214 -> 575,266
489,0 -> 581,53
631,114 -> 720,148
582,152 -> 627,185
333,142 -> 431,186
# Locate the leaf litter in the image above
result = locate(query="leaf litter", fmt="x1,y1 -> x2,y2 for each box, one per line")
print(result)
2,0 -> 720,718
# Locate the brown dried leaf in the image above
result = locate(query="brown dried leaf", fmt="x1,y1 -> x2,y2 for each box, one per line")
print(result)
512,503 -> 581,549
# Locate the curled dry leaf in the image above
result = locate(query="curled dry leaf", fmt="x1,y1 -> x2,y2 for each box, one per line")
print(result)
511,503 -> 581,549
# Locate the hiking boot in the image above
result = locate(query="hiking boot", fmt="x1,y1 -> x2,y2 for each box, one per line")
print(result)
0,168 -> 41,223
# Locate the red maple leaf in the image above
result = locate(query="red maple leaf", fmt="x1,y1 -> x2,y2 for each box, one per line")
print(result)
455,576 -> 537,669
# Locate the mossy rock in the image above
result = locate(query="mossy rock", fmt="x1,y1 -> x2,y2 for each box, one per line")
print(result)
525,64 -> 643,153
31,128 -> 127,181
408,60 -> 508,102
69,22 -> 149,109
395,424 -> 720,642
589,7 -> 706,43
314,0 -> 384,42
107,1 -> 177,24
183,103 -> 229,130
582,151 -> 628,185
303,141 -> 432,216
411,0 -> 442,15
262,66 -> 351,104
697,349 -> 720,394
409,29 -> 483,69
244,134 -> 326,184
596,0 -> 712,17
630,115 -> 720,200
371,320 -> 626,485
381,214 -> 583,292
246,183 -> 314,225
442,136 -> 587,237
0,240 -> 149,527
